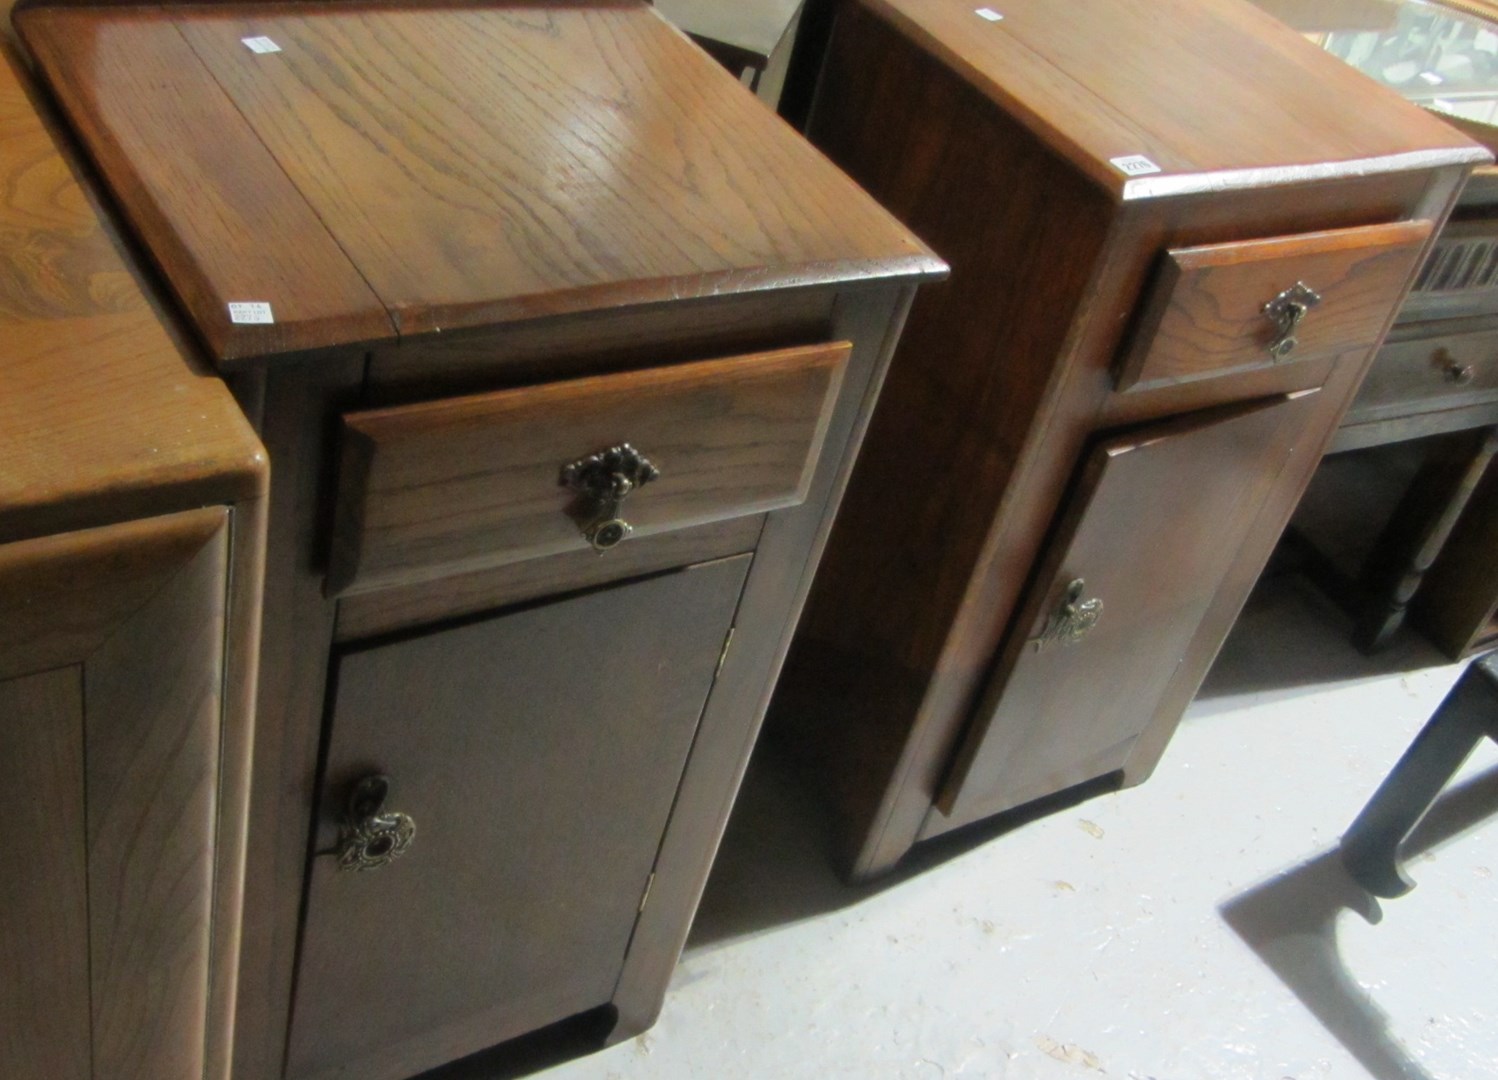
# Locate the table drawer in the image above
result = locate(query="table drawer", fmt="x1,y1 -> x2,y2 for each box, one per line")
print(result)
1117,220 -> 1431,392
1348,327 -> 1498,423
328,341 -> 849,595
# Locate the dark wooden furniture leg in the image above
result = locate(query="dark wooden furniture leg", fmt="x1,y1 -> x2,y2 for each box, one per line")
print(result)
1353,426 -> 1498,652
1341,653 -> 1498,897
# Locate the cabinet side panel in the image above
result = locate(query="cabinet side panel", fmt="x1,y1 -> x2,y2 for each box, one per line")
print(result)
0,666 -> 91,1080
771,1 -> 1115,875
84,518 -> 230,1080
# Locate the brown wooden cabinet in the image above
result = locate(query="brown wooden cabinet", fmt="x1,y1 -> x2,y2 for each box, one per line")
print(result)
769,0 -> 1485,880
0,43 -> 266,1080
13,3 -> 942,1077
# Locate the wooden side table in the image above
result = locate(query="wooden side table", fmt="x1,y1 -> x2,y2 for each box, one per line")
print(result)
769,0 -> 1484,881
14,3 -> 942,1076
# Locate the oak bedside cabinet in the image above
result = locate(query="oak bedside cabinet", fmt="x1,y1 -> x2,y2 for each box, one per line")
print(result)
0,42 -> 267,1080
13,2 -> 943,1077
769,0 -> 1488,881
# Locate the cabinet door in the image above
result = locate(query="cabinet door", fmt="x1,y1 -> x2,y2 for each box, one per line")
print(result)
0,509 -> 230,1080
932,391 -> 1324,833
285,555 -> 751,1080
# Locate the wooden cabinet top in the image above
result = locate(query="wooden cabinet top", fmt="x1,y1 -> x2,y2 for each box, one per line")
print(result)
15,0 -> 943,366
857,0 -> 1489,201
0,43 -> 264,542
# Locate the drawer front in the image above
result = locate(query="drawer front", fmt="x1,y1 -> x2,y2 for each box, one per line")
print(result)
1117,220 -> 1432,392
1347,327 -> 1498,423
328,341 -> 848,595
285,555 -> 750,1080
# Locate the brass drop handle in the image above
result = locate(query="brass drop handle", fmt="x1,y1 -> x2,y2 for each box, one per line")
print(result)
560,443 -> 660,552
1438,350 -> 1476,385
1262,281 -> 1322,361
1027,578 -> 1104,652
337,774 -> 415,872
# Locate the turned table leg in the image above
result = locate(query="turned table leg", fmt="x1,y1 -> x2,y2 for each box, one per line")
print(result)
1341,653 -> 1498,897
1354,427 -> 1498,653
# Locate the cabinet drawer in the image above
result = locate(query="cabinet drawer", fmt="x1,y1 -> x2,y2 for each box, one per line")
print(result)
1347,328 -> 1498,423
1117,220 -> 1431,392
328,341 -> 848,595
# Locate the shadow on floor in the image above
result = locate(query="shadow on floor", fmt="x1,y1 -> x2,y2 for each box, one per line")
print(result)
687,746 -> 1119,951
1220,762 -> 1498,1080
1193,572 -> 1454,710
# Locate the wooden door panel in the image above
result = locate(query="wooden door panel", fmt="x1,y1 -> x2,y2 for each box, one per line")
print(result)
934,390 -> 1324,830
0,667 -> 91,1080
0,509 -> 230,1080
286,555 -> 751,1080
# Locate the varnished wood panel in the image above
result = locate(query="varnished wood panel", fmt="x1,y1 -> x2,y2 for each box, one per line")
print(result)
609,282 -> 919,1037
1118,220 -> 1432,391
286,556 -> 750,1080
365,288 -> 837,403
1347,323 -> 1498,423
328,343 -> 847,594
336,514 -> 763,642
0,667 -> 90,1080
0,509 -> 230,1080
933,391 -> 1323,831
17,1 -> 940,363
776,0 -> 1465,879
859,0 -> 1485,199
0,44 -> 266,538
13,9 -> 392,362
84,513 -> 229,1080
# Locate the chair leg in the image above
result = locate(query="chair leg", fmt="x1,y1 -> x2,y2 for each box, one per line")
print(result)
1341,656 -> 1498,898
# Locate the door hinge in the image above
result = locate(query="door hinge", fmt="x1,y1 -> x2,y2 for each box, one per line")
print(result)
639,872 -> 655,914
716,627 -> 735,678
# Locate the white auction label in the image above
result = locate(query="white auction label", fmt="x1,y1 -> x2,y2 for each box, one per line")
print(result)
975,7 -> 1004,20
241,36 -> 282,54
228,302 -> 275,325
1110,154 -> 1162,177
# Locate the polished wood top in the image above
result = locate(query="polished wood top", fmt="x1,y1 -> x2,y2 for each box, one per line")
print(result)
16,1 -> 943,365
0,43 -> 264,541
861,0 -> 1489,201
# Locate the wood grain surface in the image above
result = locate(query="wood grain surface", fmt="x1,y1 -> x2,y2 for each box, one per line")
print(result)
0,667 -> 90,1080
17,1 -> 941,364
775,0 -> 1466,879
0,509 -> 230,1080
934,391 -> 1323,830
335,514 -> 764,641
0,43 -> 266,537
286,556 -> 750,1080
859,0 -> 1486,199
1346,319 -> 1498,424
328,342 -> 847,595
1118,219 -> 1433,391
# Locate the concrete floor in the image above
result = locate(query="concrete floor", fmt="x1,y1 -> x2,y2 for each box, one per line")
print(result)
534,573 -> 1498,1079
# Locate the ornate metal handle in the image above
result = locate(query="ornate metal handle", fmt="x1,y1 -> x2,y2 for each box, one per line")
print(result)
560,443 -> 660,552
1027,578 -> 1103,652
337,774 -> 415,872
1262,281 -> 1322,361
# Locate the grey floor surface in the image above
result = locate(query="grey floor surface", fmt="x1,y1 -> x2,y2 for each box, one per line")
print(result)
525,572 -> 1498,1079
